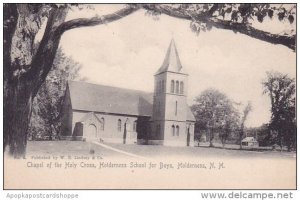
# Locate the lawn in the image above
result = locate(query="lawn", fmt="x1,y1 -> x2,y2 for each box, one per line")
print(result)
108,143 -> 295,159
26,140 -> 130,158
26,140 -> 296,160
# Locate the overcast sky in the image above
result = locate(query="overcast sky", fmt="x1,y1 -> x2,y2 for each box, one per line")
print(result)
58,5 -> 296,128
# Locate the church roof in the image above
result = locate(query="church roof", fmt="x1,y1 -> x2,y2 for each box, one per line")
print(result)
68,81 -> 153,117
67,81 -> 195,121
155,39 -> 187,75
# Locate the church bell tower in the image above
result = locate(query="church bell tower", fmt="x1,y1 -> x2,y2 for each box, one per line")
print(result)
151,39 -> 189,146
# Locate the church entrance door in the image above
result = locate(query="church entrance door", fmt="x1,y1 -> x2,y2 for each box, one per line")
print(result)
86,124 -> 97,141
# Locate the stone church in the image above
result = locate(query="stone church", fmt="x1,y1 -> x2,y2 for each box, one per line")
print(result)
60,39 -> 195,146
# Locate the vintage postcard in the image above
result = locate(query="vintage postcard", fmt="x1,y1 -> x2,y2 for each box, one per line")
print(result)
3,3 -> 296,189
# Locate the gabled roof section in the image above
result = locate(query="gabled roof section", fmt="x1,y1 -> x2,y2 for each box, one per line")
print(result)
68,81 -> 153,117
155,39 -> 187,75
79,112 -> 102,123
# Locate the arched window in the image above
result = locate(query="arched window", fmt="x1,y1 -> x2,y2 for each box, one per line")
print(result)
176,125 -> 180,136
133,120 -> 137,132
172,125 -> 175,136
175,101 -> 177,116
175,81 -> 179,94
118,119 -> 122,132
101,117 -> 105,130
171,80 -> 175,93
180,81 -> 184,94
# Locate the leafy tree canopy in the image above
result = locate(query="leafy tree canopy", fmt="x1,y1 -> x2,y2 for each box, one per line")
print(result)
144,4 -> 296,50
262,71 -> 296,151
29,48 -> 85,140
192,88 -> 240,146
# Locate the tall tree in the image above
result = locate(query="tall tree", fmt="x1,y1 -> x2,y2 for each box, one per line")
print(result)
262,71 -> 296,151
192,88 -> 239,147
3,4 -> 296,157
28,48 -> 84,140
239,102 -> 252,149
219,112 -> 240,148
4,4 -> 140,157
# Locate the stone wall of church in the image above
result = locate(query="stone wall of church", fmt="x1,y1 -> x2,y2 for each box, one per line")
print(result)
153,73 -> 167,120
147,120 -> 194,146
71,111 -> 141,144
164,72 -> 188,121
162,121 -> 194,146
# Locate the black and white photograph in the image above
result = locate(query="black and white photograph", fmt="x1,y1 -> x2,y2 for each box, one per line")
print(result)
2,3 -> 297,190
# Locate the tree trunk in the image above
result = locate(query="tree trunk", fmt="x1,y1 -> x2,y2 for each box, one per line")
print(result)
4,77 -> 34,158
277,130 -> 283,152
239,133 -> 243,150
287,144 -> 291,152
280,135 -> 283,152
286,135 -> 293,152
209,128 -> 214,147
239,126 -> 244,150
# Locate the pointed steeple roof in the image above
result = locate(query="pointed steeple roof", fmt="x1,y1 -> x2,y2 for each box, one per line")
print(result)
155,39 -> 186,75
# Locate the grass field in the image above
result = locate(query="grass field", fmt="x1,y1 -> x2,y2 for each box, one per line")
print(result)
26,141 -> 131,158
26,141 -> 296,159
